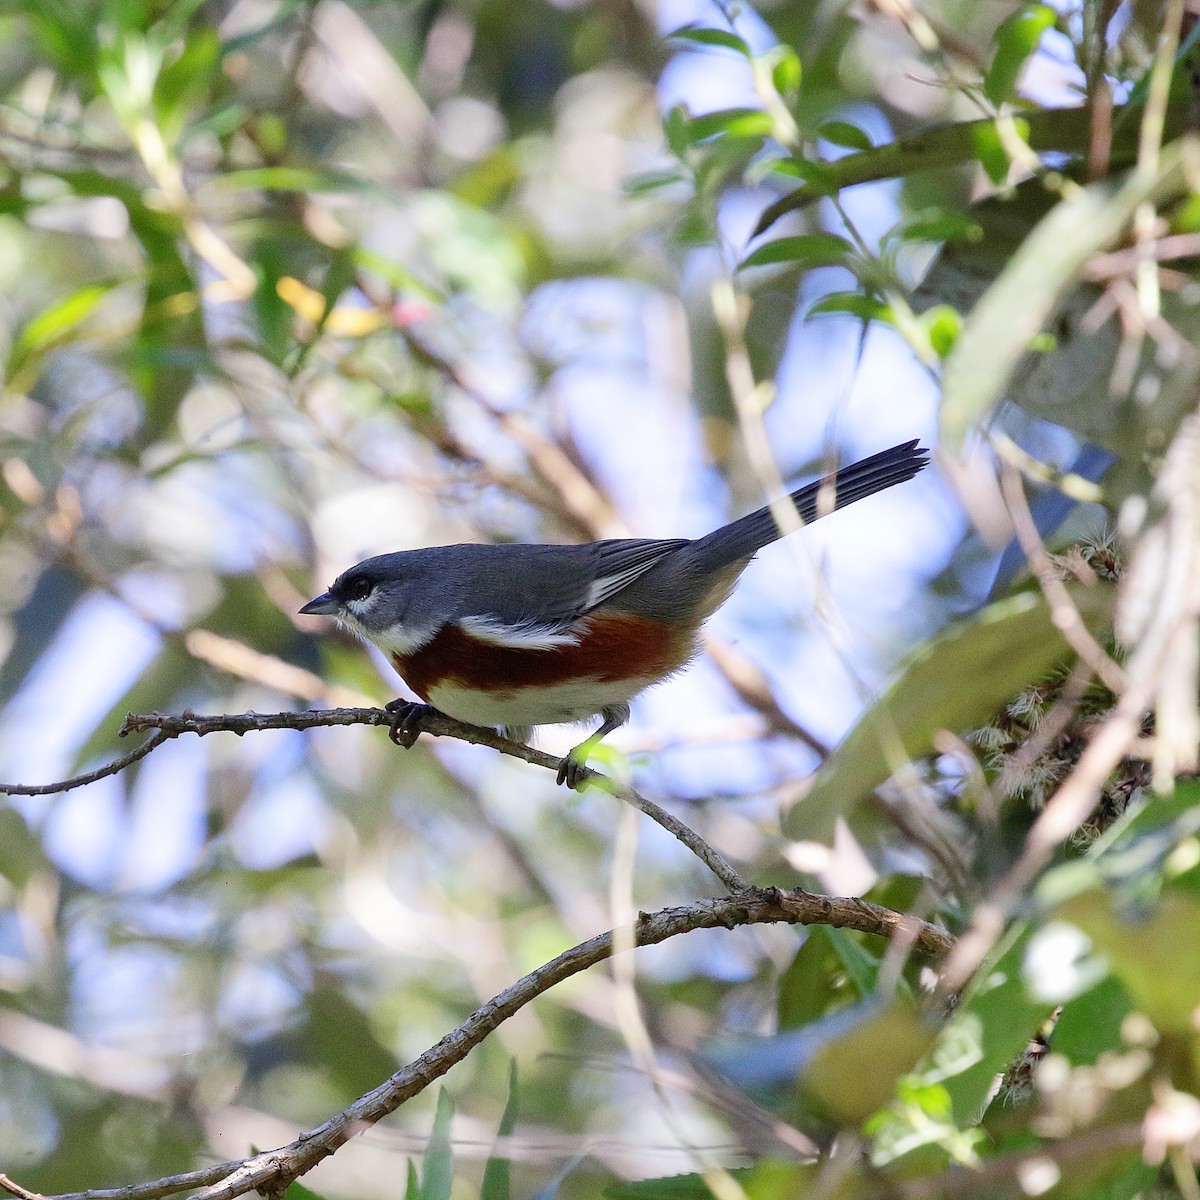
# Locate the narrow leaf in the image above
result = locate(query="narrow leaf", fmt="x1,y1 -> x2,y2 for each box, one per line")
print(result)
667,24 -> 751,56
663,105 -> 690,159
984,4 -> 1057,106
14,284 -> 112,356
623,169 -> 685,196
687,107 -> 773,142
819,120 -> 872,151
771,47 -> 802,98
783,585 -> 1113,839
740,232 -> 853,270
421,1089 -> 455,1200
481,1062 -> 519,1200
893,211 -> 982,245
808,291 -> 891,321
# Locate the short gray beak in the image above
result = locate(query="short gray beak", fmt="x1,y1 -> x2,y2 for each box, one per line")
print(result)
299,592 -> 339,616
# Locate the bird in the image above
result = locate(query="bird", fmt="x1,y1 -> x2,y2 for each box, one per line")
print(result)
300,440 -> 929,787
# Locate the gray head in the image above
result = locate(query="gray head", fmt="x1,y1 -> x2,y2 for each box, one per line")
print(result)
300,551 -> 452,655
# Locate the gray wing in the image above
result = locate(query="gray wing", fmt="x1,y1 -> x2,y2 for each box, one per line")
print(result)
423,539 -> 690,647
584,539 -> 690,610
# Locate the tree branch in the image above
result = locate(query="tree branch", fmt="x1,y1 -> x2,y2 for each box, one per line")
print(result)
751,103 -> 1181,237
0,707 -> 747,891
0,731 -> 170,796
0,890 -> 950,1200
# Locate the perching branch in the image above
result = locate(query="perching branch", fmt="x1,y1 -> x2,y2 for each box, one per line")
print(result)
123,707 -> 750,890
0,706 -> 748,891
0,889 -> 951,1200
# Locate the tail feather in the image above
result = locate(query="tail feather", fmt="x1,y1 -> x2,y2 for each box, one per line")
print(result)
690,440 -> 929,571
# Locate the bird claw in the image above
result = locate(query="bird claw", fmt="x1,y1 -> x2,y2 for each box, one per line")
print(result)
384,699 -> 434,748
556,750 -> 589,790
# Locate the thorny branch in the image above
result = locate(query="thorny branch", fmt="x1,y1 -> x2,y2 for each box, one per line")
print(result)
0,891 -> 950,1200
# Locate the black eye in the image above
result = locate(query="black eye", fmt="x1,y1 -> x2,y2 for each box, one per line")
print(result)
344,575 -> 373,602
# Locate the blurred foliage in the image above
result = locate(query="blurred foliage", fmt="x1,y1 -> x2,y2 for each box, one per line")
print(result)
3,0 -> 1200,1198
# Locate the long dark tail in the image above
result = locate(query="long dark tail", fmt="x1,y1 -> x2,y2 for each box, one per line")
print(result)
688,440 -> 929,572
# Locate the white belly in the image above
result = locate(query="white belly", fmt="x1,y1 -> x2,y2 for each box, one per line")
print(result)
426,675 -> 656,728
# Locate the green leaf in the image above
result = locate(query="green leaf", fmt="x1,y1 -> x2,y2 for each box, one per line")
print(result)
1057,889 -> 1200,1033
819,120 -> 872,151
1045,789 -> 1200,1033
984,5 -> 1057,107
784,585 -> 1113,840
939,939 -> 1049,1120
667,24 -> 751,56
8,283 -> 115,384
940,142 -> 1191,450
770,47 -> 802,99
663,104 -> 690,159
605,1169 -> 757,1198
622,169 -> 686,196
787,157 -> 838,195
687,107 -> 774,142
779,928 -> 843,1030
804,999 -> 936,1125
280,1181 -> 327,1200
740,232 -> 853,270
0,809 -> 47,890
753,101 -> 1190,235
216,166 -> 385,195
745,1162 -> 839,1198
421,1089 -> 455,1200
153,26 -> 219,140
922,305 -> 963,359
481,1062 -> 519,1200
1052,976 -> 1133,1065
892,211 -> 982,245
867,937 -> 1050,1169
808,291 -> 891,322
970,117 -> 1028,185
827,927 -> 883,997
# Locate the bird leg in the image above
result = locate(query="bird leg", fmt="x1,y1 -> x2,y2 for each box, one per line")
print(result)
557,705 -> 629,790
384,698 -> 438,748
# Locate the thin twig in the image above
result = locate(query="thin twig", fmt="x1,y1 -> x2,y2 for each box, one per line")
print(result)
1085,231 -> 1200,279
108,707 -> 748,891
0,890 -> 946,1200
703,629 -> 832,761
0,1166 -> 247,1200
400,325 -> 626,539
990,433 -> 1105,505
0,732 -> 169,796
999,467 -> 1127,694
1084,0 -> 1119,181
940,658 -> 1160,996
993,661 -> 1096,800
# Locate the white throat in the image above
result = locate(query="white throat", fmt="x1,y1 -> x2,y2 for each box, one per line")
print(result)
338,609 -> 438,657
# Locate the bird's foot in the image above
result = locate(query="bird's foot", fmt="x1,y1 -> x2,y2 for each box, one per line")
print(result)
556,739 -> 602,790
556,750 -> 590,790
384,699 -> 436,748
